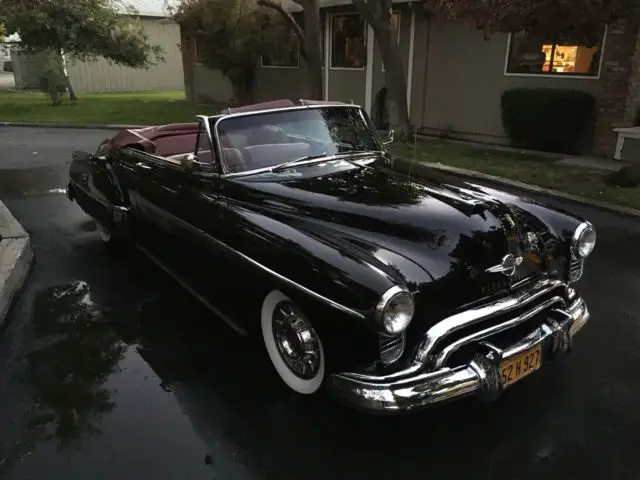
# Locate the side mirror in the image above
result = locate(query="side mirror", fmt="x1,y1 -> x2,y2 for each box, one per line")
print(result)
181,153 -> 198,171
383,129 -> 395,146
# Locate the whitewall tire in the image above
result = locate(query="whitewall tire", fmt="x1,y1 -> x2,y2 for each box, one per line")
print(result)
261,290 -> 325,395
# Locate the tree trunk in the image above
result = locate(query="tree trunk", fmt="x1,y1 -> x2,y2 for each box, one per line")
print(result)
302,0 -> 323,99
373,21 -> 411,141
59,49 -> 77,101
231,70 -> 256,106
351,0 -> 412,141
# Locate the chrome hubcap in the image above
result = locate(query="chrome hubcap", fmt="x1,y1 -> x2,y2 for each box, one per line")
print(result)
272,302 -> 321,380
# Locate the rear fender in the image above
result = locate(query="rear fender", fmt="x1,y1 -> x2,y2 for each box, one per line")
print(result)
69,150 -> 129,232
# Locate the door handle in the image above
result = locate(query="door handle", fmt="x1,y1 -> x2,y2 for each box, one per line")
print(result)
135,162 -> 152,170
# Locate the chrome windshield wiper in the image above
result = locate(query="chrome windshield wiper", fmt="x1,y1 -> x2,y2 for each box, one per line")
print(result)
270,153 -> 329,173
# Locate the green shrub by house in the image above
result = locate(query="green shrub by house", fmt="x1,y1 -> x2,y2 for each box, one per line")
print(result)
501,88 -> 596,154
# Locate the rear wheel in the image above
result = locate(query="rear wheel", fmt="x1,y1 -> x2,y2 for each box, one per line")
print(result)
261,290 -> 325,394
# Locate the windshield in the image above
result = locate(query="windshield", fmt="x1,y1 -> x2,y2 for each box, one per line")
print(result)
212,106 -> 381,175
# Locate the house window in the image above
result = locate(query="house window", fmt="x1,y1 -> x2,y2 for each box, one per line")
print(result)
331,14 -> 366,69
382,12 -> 401,72
505,30 -> 605,77
262,24 -> 300,68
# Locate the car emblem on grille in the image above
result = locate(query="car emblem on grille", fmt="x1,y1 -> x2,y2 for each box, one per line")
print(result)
485,254 -> 523,277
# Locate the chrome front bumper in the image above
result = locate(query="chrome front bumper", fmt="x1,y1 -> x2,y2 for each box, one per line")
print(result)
329,295 -> 589,414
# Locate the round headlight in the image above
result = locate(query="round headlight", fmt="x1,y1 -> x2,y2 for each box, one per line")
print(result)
375,286 -> 415,335
571,222 -> 596,259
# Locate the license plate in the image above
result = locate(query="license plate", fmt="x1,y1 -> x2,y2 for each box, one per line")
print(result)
500,344 -> 542,387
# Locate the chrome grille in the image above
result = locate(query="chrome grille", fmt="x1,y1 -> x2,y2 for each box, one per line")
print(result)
379,333 -> 405,365
569,259 -> 584,283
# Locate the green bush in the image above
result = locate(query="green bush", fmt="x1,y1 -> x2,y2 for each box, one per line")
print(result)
39,68 -> 67,106
2,60 -> 12,72
501,88 -> 596,154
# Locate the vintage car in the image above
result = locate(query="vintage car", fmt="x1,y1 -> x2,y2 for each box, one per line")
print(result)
66,99 -> 596,414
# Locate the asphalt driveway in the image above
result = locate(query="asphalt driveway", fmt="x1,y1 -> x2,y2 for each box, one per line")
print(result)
1,127 -> 640,480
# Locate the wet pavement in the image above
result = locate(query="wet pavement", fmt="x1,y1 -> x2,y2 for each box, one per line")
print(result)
1,127 -> 640,480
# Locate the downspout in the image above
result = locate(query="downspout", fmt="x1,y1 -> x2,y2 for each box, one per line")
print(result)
419,15 -> 431,130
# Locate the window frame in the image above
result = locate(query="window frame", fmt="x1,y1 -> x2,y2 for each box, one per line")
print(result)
503,26 -> 608,80
381,11 -> 401,72
329,12 -> 367,71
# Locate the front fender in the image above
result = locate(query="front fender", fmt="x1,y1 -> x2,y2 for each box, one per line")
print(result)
226,205 -> 398,322
471,184 -> 584,250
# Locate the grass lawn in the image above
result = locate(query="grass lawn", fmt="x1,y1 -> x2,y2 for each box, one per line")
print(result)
0,90 -> 223,125
390,139 -> 640,211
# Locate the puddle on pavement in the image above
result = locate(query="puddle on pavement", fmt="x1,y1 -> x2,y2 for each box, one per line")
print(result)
0,166 -> 68,199
0,280 -> 261,479
1,281 -> 126,471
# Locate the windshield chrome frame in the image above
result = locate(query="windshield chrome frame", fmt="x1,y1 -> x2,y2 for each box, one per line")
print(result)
208,104 -> 385,179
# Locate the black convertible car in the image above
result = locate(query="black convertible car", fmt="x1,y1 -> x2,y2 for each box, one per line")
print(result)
67,99 -> 596,413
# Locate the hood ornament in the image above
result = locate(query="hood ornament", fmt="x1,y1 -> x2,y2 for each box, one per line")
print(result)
486,254 -> 523,277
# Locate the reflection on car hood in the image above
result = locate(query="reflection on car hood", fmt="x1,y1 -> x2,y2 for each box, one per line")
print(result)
238,165 -> 561,307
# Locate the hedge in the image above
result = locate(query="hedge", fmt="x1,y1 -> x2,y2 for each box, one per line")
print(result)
501,87 -> 596,154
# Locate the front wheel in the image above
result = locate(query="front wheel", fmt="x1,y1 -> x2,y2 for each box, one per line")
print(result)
261,290 -> 326,395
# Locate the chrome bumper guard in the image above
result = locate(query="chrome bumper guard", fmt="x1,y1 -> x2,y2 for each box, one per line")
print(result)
329,296 -> 589,414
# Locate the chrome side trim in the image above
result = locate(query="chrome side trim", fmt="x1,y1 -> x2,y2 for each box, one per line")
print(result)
69,178 -> 129,213
432,295 -> 565,369
414,279 -> 564,365
142,203 -> 367,320
136,244 -> 248,336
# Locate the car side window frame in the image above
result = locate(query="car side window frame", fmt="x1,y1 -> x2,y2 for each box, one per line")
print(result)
194,116 -> 223,174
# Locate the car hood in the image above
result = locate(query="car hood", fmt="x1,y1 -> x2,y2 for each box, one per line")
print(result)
236,164 -> 557,301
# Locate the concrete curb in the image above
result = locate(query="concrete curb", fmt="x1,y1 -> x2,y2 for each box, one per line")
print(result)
0,201 -> 34,331
0,122 -> 147,130
393,156 -> 640,219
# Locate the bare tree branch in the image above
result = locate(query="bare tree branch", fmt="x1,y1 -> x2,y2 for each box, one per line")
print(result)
257,0 -> 308,60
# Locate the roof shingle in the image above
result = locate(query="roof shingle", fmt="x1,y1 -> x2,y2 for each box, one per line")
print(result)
116,0 -> 179,17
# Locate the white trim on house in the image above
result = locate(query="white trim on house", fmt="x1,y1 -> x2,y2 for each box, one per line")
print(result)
324,14 -> 331,100
381,11 -> 401,72
329,12 -> 367,71
406,10 -> 415,113
503,25 -> 609,80
365,24 -> 374,114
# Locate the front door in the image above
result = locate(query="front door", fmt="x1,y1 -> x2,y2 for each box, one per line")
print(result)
118,121 -> 250,335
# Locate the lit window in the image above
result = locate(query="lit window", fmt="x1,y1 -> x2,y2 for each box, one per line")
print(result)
331,14 -> 366,69
262,23 -> 300,68
505,31 -> 605,77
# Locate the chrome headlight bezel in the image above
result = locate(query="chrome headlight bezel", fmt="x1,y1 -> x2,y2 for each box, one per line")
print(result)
571,221 -> 596,259
374,286 -> 415,335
